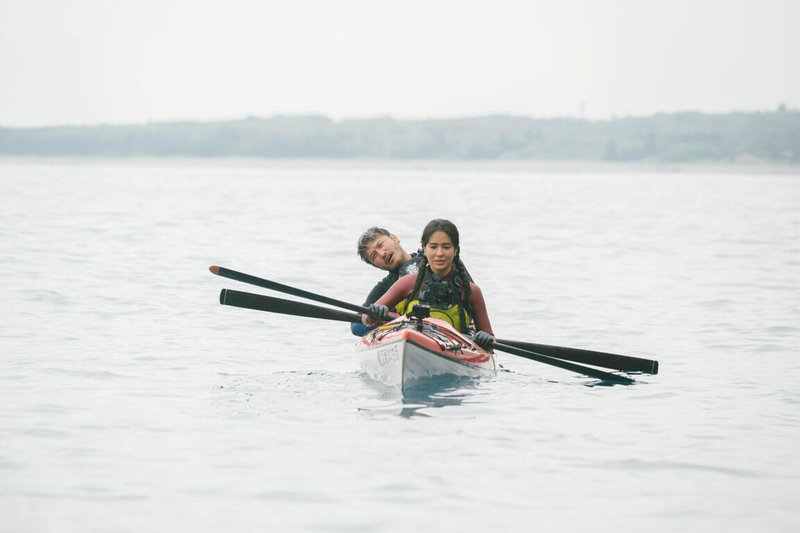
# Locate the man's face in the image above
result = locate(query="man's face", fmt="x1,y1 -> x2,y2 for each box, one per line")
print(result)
365,234 -> 405,271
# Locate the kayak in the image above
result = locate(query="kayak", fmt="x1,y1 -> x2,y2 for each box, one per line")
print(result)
210,268 -> 655,385
355,314 -> 497,393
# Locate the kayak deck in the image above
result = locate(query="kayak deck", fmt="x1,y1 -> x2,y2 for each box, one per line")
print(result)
355,316 -> 496,393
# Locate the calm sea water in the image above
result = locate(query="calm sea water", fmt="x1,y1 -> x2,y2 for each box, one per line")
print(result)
1,158 -> 798,532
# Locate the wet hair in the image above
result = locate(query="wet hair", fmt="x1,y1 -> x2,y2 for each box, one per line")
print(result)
409,219 -> 474,331
422,218 -> 460,251
357,227 -> 391,264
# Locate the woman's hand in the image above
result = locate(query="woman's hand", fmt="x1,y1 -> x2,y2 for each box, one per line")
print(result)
363,304 -> 390,326
472,330 -> 495,349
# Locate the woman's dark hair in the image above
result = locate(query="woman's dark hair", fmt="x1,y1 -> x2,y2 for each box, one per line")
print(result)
422,218 -> 459,250
409,219 -> 474,331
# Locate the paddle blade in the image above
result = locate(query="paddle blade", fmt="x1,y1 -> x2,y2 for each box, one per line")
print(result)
492,341 -> 635,384
496,338 -> 658,374
219,288 -> 364,323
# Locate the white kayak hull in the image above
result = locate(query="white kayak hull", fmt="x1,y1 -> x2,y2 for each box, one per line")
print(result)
355,317 -> 496,393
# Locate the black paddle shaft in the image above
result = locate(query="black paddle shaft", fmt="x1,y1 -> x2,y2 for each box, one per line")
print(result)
496,338 -> 659,374
212,266 -> 369,314
492,341 -> 635,384
220,288 -> 364,323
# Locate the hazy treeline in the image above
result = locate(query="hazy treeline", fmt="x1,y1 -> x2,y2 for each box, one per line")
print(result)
1,110 -> 798,162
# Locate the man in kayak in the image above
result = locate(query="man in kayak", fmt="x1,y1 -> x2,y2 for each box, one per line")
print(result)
352,227 -> 420,336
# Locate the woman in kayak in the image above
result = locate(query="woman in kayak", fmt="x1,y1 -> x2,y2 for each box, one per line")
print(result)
363,218 -> 495,349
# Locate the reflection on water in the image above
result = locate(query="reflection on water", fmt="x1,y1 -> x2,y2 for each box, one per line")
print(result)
210,368 -> 490,418
357,374 -> 487,417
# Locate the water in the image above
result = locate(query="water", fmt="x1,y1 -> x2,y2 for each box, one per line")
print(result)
1,158 -> 798,532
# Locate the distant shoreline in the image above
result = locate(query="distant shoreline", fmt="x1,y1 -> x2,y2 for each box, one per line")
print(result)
2,111 -> 798,164
1,156 -> 797,175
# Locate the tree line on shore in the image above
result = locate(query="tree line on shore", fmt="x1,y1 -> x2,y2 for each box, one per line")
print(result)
0,110 -> 797,163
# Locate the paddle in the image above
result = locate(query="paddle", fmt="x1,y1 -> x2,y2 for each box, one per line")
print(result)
491,341 -> 634,384
216,287 -> 634,384
210,264 -> 655,373
495,338 -> 658,375
210,265 -> 368,314
219,288 -> 364,323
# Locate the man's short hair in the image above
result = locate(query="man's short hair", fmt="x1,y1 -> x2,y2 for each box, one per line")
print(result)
357,227 -> 391,264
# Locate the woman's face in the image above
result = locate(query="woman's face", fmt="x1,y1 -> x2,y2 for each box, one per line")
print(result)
424,230 -> 456,276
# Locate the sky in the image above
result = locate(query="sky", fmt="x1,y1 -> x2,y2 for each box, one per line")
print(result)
1,0 -> 798,127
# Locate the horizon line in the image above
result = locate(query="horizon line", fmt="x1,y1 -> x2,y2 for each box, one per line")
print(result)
1,105 -> 796,130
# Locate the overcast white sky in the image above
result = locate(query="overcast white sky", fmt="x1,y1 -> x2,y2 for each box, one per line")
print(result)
1,0 -> 797,127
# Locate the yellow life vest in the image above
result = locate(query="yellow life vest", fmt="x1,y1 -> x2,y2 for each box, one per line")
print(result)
397,299 -> 471,332
394,299 -> 409,316
397,268 -> 472,332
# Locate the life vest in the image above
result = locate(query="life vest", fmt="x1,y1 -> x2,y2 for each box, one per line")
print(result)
392,255 -> 421,316
397,272 -> 472,332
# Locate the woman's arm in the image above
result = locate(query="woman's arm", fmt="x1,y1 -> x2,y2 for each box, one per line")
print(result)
351,272 -> 398,336
469,283 -> 494,336
362,274 -> 416,326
